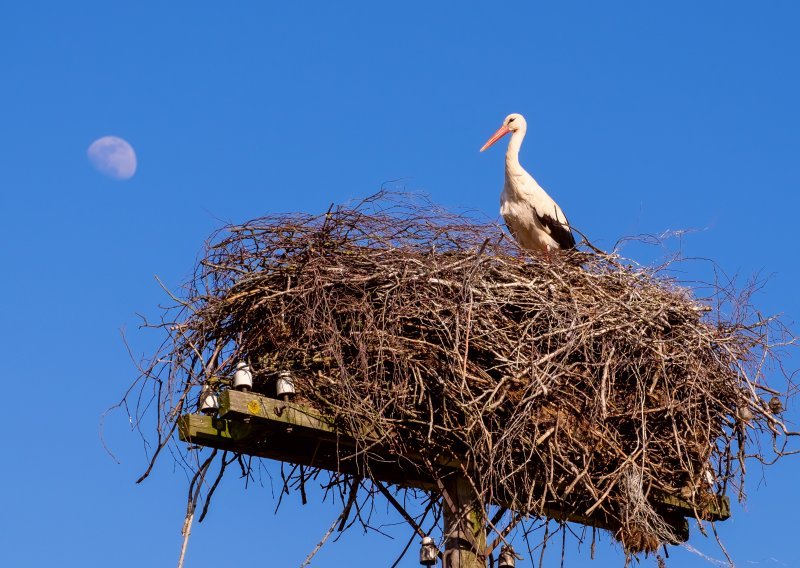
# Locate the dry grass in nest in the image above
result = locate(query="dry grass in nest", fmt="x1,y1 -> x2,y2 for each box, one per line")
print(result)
126,193 -> 797,563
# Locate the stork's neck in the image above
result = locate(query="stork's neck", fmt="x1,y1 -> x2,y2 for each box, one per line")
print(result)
505,129 -> 526,174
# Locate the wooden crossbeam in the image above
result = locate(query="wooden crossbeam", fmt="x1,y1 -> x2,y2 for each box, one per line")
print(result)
180,393 -> 437,489
179,390 -> 730,543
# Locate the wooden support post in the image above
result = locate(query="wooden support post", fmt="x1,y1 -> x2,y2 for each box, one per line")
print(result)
442,475 -> 486,568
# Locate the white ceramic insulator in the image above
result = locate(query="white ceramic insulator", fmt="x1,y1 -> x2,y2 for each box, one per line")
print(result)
276,370 -> 295,397
233,362 -> 253,390
199,387 -> 219,414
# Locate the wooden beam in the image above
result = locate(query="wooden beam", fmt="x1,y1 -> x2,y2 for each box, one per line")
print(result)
178,413 -> 436,490
178,413 -> 251,443
220,390 -> 337,435
218,390 -> 461,469
180,390 -> 730,540
654,490 -> 730,521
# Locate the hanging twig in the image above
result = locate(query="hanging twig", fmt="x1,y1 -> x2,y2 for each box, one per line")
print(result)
177,450 -> 217,568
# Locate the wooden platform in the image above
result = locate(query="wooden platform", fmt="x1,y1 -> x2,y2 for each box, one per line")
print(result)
179,389 -> 730,541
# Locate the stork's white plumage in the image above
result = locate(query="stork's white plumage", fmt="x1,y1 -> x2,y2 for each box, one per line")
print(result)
480,113 -> 576,252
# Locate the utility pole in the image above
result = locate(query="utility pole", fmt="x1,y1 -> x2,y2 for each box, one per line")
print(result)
442,475 -> 486,568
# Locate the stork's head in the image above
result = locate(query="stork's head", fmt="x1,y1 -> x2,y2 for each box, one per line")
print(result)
480,113 -> 527,152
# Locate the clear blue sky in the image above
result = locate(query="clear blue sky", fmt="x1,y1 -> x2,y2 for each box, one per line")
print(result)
2,2 -> 799,566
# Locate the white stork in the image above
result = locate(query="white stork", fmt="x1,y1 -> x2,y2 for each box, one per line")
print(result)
480,113 -> 576,252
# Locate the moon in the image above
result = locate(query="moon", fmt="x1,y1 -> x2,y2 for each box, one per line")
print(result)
87,136 -> 137,180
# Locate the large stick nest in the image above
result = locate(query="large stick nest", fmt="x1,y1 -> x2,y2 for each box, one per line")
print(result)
133,193 -> 796,561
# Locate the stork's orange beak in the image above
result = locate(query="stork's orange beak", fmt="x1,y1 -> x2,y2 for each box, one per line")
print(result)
480,124 -> 510,152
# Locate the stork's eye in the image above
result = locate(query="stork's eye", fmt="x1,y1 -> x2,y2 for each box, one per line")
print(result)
508,117 -> 516,122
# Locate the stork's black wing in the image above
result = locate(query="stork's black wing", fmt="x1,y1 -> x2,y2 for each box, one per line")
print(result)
533,204 -> 576,250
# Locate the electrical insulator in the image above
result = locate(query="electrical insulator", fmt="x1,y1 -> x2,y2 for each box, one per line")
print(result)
233,362 -> 253,391
198,385 -> 219,415
498,545 -> 516,568
419,536 -> 437,566
276,370 -> 296,400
